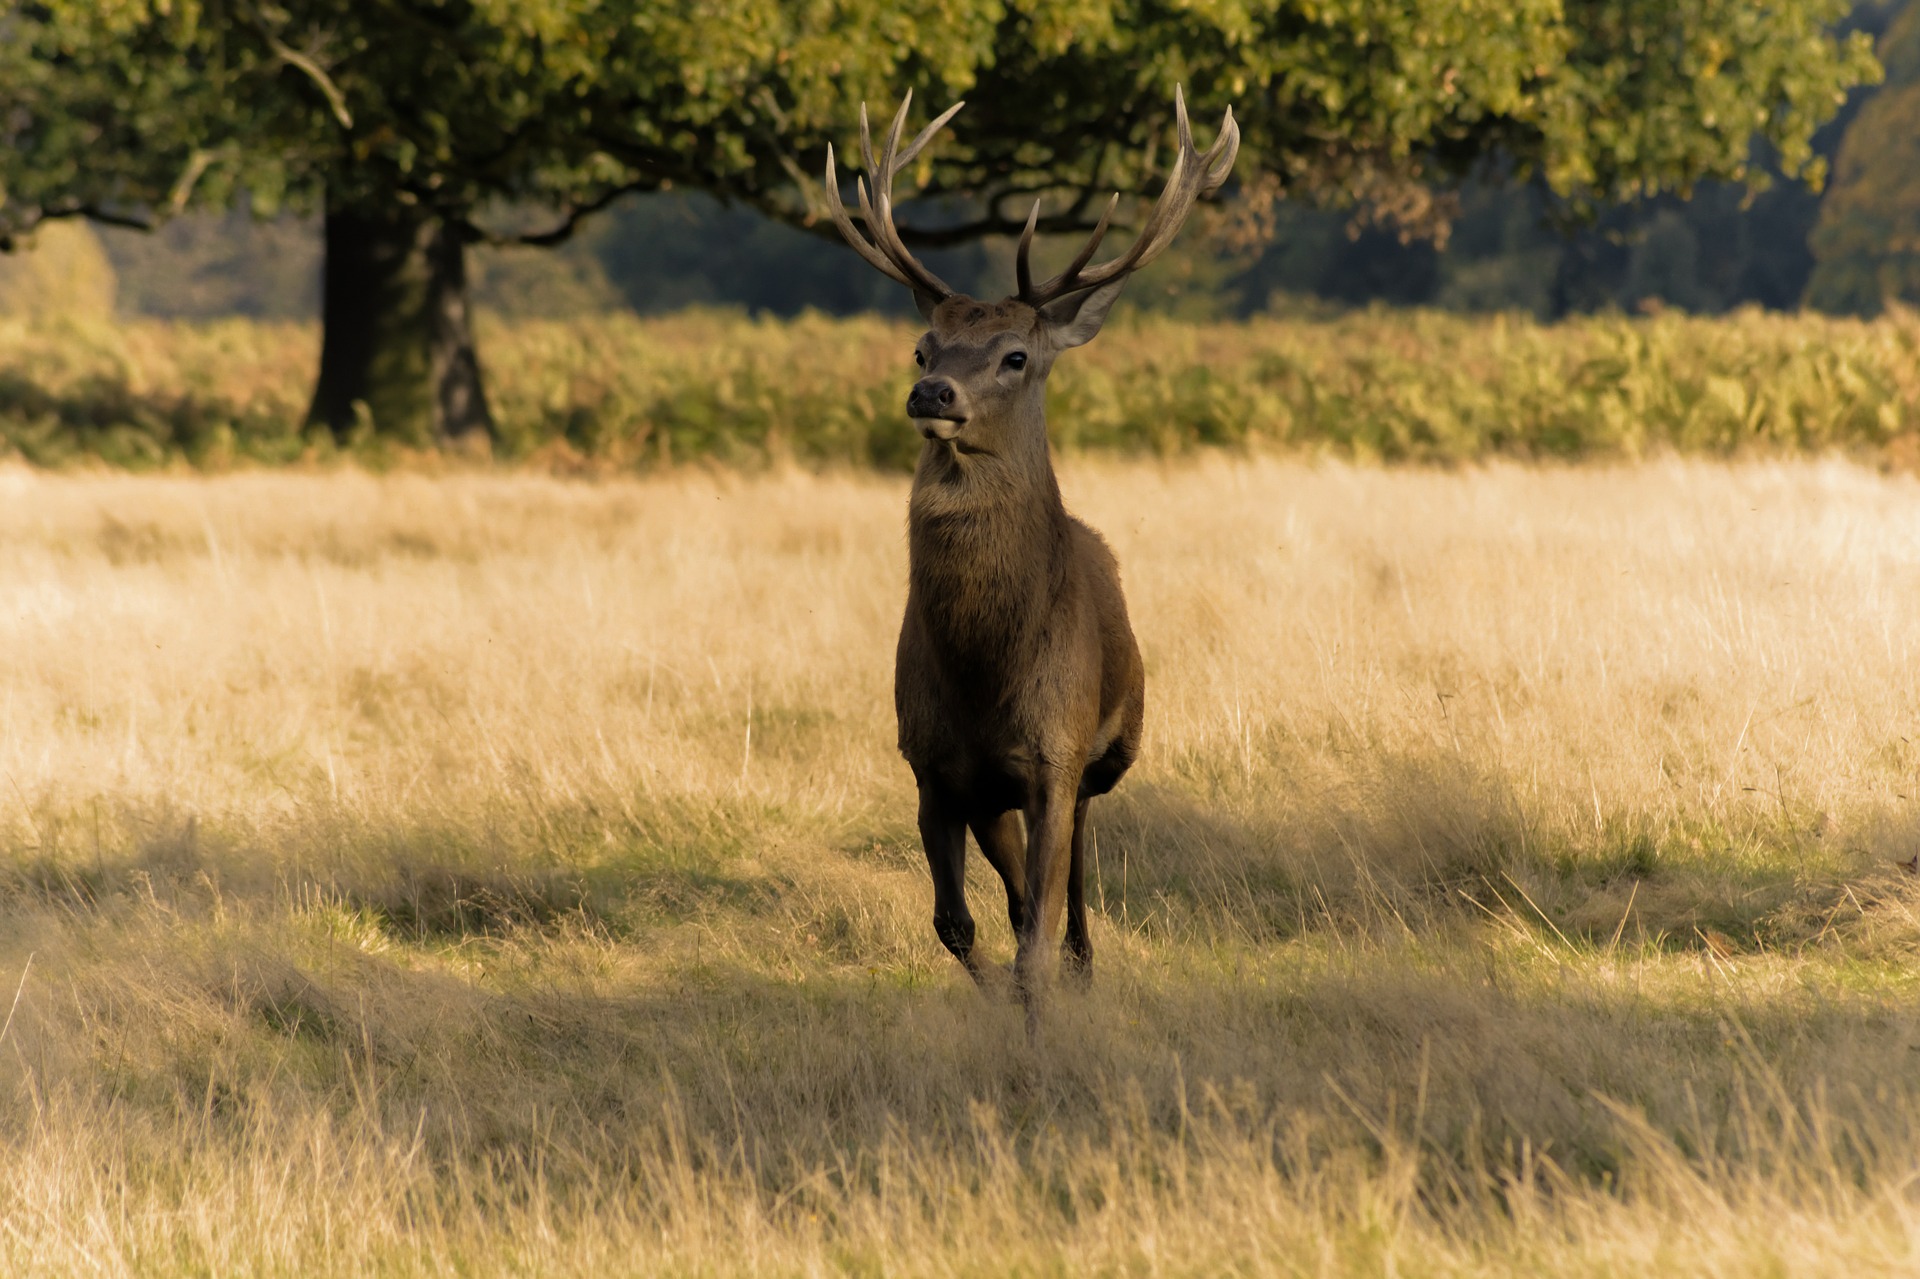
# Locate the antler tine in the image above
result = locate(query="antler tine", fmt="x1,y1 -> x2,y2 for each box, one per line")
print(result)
1019,87 -> 1240,307
824,92 -> 959,303
1036,137 -> 1193,297
865,99 -> 911,262
867,184 -> 950,301
1033,193 -> 1119,299
868,136 -> 956,295
1206,105 -> 1240,186
824,143 -> 912,288
899,100 -> 967,167
876,92 -> 912,183
1015,199 -> 1041,300
857,100 -> 881,189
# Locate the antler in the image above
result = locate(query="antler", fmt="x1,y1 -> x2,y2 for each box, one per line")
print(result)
824,91 -> 964,303
1016,86 -> 1240,307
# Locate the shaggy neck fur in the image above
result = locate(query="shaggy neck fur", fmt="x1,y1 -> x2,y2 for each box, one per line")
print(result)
905,406 -> 1069,685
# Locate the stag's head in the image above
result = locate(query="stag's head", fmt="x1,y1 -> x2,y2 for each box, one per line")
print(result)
826,90 -> 1238,449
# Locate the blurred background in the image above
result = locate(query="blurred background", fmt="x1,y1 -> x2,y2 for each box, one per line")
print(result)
2,0 -> 1911,469
5,0 -> 1913,328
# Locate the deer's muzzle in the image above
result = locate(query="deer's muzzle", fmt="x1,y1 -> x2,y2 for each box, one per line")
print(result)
907,377 -> 965,439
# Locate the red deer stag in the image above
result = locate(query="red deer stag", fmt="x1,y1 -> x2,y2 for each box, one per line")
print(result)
825,90 -> 1238,1030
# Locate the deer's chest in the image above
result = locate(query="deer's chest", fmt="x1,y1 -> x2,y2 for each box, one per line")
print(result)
895,681 -> 1038,811
895,599 -> 1094,797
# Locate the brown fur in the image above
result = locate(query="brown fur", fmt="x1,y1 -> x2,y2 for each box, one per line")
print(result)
925,296 -> 1039,336
896,291 -> 1145,1029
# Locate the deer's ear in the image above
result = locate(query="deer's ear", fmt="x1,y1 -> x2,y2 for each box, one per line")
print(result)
1039,275 -> 1128,348
911,289 -> 942,322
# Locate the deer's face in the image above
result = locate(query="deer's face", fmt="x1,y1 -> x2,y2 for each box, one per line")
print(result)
907,297 -> 1044,448
906,289 -> 1121,451
831,90 -> 1236,451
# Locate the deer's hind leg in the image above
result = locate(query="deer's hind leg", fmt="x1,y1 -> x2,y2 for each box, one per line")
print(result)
1062,797 -> 1094,985
917,786 -> 981,982
968,809 -> 1027,938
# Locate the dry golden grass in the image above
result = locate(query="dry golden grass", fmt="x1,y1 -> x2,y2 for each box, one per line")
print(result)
7,457 -> 1920,1273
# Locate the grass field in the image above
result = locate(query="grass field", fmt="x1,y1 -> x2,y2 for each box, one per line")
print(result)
7,456 -> 1920,1273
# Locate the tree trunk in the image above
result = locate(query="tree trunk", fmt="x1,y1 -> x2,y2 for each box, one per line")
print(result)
306,199 -> 494,445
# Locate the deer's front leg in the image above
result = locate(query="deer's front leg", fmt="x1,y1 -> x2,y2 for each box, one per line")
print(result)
1014,764 -> 1078,1032
917,785 -> 981,982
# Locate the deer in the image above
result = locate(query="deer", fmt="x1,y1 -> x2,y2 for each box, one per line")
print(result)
824,89 -> 1238,1034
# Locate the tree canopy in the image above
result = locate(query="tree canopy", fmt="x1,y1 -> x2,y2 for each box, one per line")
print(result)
2,1 -> 990,241
0,1 -> 1881,441
1807,0 -> 1920,311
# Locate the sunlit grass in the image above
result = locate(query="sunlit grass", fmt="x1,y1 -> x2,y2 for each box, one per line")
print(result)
6,457 -> 1920,1272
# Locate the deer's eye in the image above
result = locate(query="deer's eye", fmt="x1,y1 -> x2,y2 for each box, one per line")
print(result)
1002,351 -> 1028,372
914,350 -> 926,368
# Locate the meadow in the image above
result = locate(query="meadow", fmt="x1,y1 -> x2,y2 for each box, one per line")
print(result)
5,306 -> 1920,469
6,455 -> 1920,1273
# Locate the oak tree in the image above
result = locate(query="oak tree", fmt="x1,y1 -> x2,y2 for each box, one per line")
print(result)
1807,0 -> 1920,313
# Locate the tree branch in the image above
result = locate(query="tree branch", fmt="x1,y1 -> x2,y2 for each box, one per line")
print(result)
461,182 -> 660,248
0,203 -> 157,252
246,11 -> 354,132
894,175 -> 1149,247
167,149 -> 218,215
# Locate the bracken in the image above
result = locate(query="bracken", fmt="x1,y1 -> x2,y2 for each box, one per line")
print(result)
4,305 -> 1920,469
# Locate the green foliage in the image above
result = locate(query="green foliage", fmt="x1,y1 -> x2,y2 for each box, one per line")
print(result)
0,1 -> 1880,243
4,309 -> 1919,470
1808,1 -> 1920,311
933,0 -> 1878,227
0,0 -> 1002,231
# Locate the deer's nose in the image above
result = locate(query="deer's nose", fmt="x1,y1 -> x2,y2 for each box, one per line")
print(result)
907,377 -> 959,419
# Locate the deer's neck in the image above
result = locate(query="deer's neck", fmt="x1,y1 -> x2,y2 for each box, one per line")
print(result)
905,425 -> 1068,663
